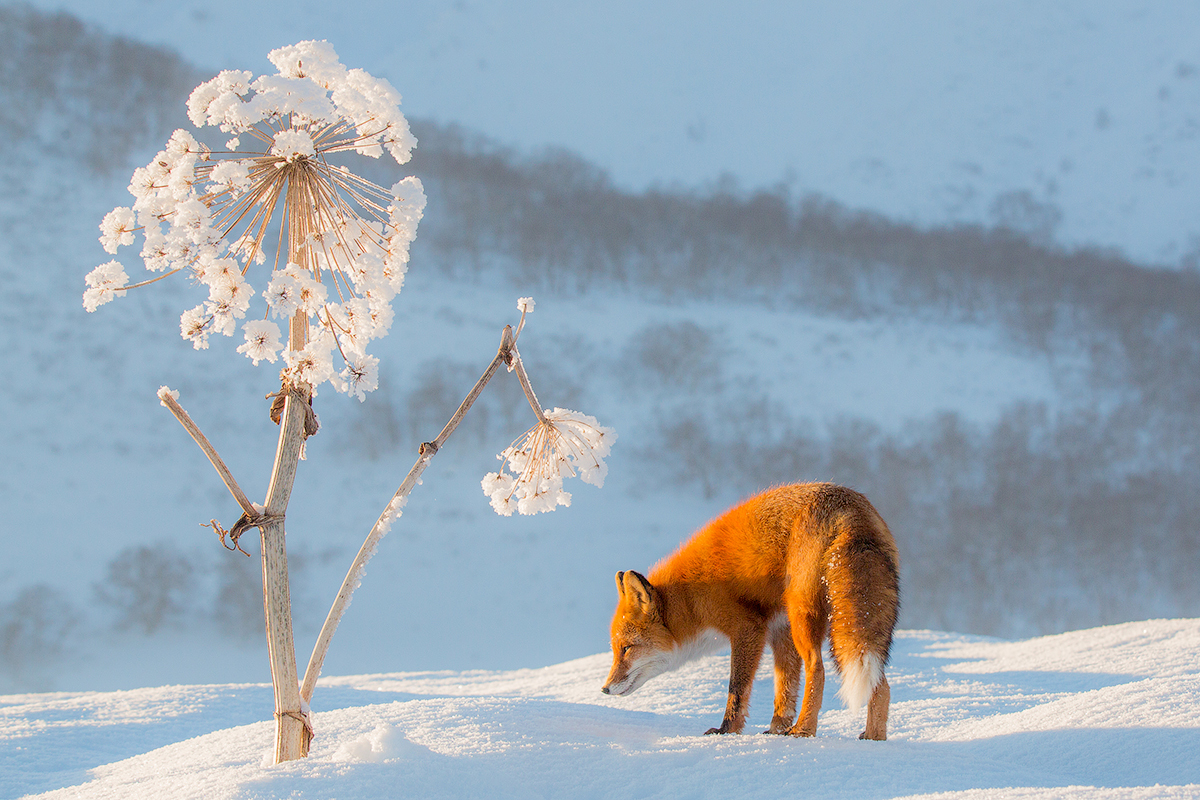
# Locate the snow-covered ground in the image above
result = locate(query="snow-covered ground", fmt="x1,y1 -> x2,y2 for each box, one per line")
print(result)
23,0 -> 1200,265
4,619 -> 1198,799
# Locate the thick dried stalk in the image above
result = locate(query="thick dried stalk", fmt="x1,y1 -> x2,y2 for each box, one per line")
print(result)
300,325 -> 516,702
261,312 -> 312,761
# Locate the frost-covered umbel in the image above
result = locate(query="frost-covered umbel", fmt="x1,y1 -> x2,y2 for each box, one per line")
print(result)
483,408 -> 617,516
84,40 -> 426,400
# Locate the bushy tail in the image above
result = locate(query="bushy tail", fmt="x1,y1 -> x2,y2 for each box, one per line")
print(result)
823,513 -> 900,711
838,651 -> 885,712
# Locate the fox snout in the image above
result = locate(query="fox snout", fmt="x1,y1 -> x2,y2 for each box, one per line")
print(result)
601,653 -> 639,696
601,674 -> 638,696
601,664 -> 633,696
602,651 -> 655,697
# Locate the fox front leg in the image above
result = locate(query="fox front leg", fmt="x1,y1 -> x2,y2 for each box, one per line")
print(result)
704,624 -> 767,735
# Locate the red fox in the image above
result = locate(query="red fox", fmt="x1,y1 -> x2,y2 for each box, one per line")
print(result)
601,483 -> 899,740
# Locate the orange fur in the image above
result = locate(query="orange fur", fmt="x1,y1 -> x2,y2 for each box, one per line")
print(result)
602,483 -> 899,740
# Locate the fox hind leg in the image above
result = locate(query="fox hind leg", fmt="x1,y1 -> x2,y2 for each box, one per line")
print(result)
860,674 -> 890,740
785,605 -> 827,737
766,620 -> 800,734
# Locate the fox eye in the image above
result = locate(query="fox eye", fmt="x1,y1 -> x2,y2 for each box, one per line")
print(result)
620,645 -> 632,656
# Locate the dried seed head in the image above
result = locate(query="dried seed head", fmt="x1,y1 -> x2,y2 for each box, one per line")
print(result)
85,40 -> 426,398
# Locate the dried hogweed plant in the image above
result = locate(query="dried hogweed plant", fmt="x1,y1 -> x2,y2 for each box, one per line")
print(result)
82,43 -> 615,764
84,40 -> 426,764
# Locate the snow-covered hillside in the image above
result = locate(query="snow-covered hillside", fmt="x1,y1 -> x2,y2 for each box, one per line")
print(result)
5,619 -> 1199,799
2,4 -> 1200,699
21,0 -> 1200,265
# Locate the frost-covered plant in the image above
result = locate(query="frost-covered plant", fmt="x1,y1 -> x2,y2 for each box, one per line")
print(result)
483,409 -> 615,516
83,42 -> 615,764
84,40 -> 426,400
82,39 -> 430,763
476,297 -> 616,515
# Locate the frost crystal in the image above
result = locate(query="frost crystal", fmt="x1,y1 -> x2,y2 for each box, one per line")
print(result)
83,261 -> 129,311
156,386 -> 180,407
483,409 -> 617,516
85,40 -> 426,397
237,320 -> 283,365
180,306 -> 211,349
376,494 -> 408,536
99,208 -> 137,254
339,352 -> 380,402
283,340 -> 336,388
270,129 -> 316,163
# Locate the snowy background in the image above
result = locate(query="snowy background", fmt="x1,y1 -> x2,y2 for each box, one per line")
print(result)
18,0 -> 1200,266
1,1 -> 1199,795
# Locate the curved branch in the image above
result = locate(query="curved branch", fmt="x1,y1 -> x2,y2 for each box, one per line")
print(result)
300,324 -> 516,702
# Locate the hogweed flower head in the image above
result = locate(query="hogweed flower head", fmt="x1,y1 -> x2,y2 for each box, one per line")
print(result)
83,40 -> 426,399
482,408 -> 616,516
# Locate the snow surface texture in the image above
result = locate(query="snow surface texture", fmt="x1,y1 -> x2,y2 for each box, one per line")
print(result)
21,0 -> 1200,266
3,619 -> 1199,799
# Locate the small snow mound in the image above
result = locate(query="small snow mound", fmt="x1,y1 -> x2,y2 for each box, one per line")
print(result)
332,724 -> 426,763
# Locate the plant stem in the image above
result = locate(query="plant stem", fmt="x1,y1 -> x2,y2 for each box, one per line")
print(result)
300,325 -> 515,702
261,312 -> 311,761
158,389 -> 258,518
510,344 -> 547,424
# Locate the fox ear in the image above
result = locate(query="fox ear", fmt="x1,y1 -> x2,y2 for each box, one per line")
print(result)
615,571 -> 626,595
621,570 -> 658,616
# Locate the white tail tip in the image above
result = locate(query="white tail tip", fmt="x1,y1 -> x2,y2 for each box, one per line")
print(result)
838,651 -> 884,711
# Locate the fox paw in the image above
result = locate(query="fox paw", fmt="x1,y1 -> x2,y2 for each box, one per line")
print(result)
704,724 -> 741,735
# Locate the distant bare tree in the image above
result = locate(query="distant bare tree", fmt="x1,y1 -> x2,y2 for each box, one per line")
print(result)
95,544 -> 195,634
0,585 -> 78,692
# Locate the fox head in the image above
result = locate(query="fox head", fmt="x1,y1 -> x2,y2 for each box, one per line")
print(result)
601,570 -> 677,696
